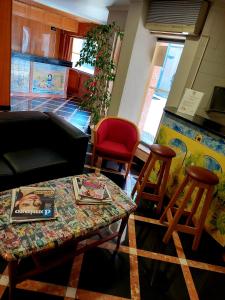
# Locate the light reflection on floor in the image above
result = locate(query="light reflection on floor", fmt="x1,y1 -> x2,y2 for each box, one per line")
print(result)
10,95 -> 91,133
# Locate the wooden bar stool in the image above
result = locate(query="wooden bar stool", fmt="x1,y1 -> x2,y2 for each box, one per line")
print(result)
160,166 -> 219,250
131,144 -> 176,213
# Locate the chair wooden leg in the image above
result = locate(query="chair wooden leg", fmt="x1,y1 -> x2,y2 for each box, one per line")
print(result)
118,163 -> 123,172
91,149 -> 96,166
115,215 -> 129,251
192,187 -> 214,250
134,157 -> 156,205
131,153 -> 152,197
131,184 -> 136,198
125,162 -> 131,179
163,182 -> 196,244
156,161 -> 171,213
95,156 -> 103,169
8,260 -> 18,300
185,187 -> 204,225
160,176 -> 189,223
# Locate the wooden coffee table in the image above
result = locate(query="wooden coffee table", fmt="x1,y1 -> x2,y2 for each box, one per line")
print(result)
0,173 -> 136,300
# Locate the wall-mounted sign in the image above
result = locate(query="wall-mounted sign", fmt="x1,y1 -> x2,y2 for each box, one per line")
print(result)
178,88 -> 204,116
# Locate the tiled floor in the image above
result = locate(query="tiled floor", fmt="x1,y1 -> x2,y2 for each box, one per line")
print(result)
0,148 -> 225,300
11,96 -> 90,133
0,97 -> 225,299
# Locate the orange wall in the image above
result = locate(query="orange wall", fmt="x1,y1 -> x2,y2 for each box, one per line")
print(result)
0,0 -> 12,108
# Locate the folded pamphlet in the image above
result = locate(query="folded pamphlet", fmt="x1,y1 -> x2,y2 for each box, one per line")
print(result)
72,176 -> 112,205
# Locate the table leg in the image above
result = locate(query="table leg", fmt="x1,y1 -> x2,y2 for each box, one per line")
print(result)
115,215 -> 129,252
8,260 -> 18,300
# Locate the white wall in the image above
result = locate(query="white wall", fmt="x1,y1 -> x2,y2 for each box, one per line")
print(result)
117,17 -> 156,123
192,0 -> 225,117
168,0 -> 225,119
107,7 -> 128,31
109,0 -> 225,125
108,0 -> 156,124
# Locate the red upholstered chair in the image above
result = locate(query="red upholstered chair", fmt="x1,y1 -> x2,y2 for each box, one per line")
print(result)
91,117 -> 140,179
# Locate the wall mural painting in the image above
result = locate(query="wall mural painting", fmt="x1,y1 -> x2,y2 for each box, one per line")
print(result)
156,118 -> 225,246
168,138 -> 187,193
32,62 -> 67,95
11,57 -> 30,93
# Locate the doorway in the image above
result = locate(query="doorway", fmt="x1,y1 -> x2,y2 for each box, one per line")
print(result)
139,41 -> 184,145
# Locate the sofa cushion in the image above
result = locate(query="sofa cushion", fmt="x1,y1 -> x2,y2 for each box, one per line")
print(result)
0,111 -> 51,154
3,147 -> 69,176
0,158 -> 14,176
0,158 -> 16,191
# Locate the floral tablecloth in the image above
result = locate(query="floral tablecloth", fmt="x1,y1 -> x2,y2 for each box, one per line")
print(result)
0,174 -> 136,261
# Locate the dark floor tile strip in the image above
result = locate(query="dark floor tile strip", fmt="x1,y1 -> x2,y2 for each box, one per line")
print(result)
31,98 -> 53,111
187,258 -> 225,274
76,288 -> 130,300
84,164 -> 125,176
17,279 -> 66,297
64,254 -> 84,299
133,214 -> 166,226
128,218 -> 141,300
0,265 -> 9,297
136,248 -> 180,265
97,238 -> 183,266
84,163 -> 138,178
172,231 -> 199,300
52,99 -> 71,113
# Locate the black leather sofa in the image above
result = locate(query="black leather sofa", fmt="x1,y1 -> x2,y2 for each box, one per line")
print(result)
0,111 -> 89,191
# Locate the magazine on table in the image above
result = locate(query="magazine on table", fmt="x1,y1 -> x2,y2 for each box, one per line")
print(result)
10,186 -> 56,223
72,176 -> 112,204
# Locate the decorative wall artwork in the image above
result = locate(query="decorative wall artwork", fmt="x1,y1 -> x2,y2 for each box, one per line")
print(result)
32,62 -> 67,95
11,57 -> 30,93
156,112 -> 225,246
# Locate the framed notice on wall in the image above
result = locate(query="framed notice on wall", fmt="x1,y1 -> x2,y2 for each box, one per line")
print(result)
178,88 -> 204,116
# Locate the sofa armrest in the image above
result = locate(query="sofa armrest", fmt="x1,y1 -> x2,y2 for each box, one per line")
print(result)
46,112 -> 89,174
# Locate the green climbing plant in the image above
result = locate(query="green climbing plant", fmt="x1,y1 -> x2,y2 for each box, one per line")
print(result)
76,22 -> 123,125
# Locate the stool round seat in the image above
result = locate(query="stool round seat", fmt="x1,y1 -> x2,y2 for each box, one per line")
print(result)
187,166 -> 219,185
149,144 -> 176,158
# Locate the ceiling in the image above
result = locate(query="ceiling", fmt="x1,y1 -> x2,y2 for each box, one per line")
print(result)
34,0 -> 130,23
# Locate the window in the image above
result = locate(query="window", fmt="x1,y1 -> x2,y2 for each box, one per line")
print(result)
71,37 -> 95,75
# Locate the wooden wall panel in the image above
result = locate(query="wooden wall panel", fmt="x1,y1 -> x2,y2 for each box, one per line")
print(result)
13,0 -> 28,18
67,69 -> 80,96
30,6 -> 44,22
13,0 -> 79,32
12,15 -> 61,58
0,0 -> 12,108
62,18 -> 78,33
44,12 -> 62,29
78,23 -> 97,37
67,69 -> 92,99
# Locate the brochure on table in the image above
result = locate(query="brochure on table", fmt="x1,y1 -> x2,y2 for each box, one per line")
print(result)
73,176 -> 112,204
10,186 -> 56,223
